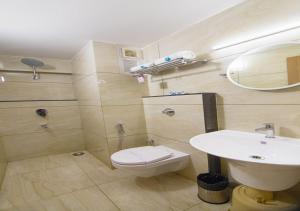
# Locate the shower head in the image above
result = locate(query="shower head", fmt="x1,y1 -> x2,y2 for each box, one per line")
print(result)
21,58 -> 45,80
21,58 -> 45,68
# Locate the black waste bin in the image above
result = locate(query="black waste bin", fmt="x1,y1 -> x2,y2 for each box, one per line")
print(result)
197,173 -> 229,204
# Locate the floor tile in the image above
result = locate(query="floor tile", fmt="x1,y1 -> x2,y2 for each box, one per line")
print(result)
6,156 -> 49,176
185,202 -> 230,211
46,153 -> 77,169
0,151 -> 230,211
57,187 -> 120,211
73,152 -> 130,185
0,164 -> 94,206
0,192 -> 13,210
0,187 -> 120,211
99,173 -> 200,211
155,173 -> 202,211
6,153 -> 76,176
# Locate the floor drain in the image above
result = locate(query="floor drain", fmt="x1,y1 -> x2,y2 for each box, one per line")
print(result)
72,152 -> 85,156
249,155 -> 264,160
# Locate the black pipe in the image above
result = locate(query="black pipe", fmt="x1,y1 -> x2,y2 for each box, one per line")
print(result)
202,93 -> 221,175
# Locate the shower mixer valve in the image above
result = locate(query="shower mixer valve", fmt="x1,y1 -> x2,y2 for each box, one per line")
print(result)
36,108 -> 48,117
36,108 -> 49,128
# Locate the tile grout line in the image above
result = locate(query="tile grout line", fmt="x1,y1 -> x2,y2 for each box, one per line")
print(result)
0,127 -> 83,139
70,152 -> 99,187
148,132 -> 189,144
2,81 -> 73,84
95,185 -> 122,211
0,105 -> 79,109
155,174 -> 203,211
70,152 -> 122,210
2,151 -> 230,211
1,157 -> 97,206
1,152 -> 124,210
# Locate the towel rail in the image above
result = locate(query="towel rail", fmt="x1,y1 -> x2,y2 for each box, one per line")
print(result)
130,57 -> 208,76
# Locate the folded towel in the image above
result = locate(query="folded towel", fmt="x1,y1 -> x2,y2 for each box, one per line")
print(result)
130,66 -> 142,72
154,51 -> 196,65
153,57 -> 169,66
130,63 -> 153,72
140,63 -> 153,69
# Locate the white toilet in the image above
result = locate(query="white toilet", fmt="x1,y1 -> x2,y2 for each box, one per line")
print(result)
111,145 -> 190,177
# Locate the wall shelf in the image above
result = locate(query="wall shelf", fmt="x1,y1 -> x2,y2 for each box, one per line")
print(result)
130,57 -> 208,76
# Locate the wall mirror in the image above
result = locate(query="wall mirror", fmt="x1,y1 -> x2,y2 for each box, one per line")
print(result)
227,42 -> 300,90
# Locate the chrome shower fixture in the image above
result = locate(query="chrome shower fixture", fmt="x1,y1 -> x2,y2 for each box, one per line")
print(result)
162,108 -> 175,116
21,58 -> 45,80
36,108 -> 48,117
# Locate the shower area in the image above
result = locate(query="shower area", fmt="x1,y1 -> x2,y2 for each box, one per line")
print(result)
71,41 -> 147,166
0,54 -> 85,185
0,40 -> 148,186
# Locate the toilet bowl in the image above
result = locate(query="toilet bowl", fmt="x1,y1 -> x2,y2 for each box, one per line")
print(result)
111,145 -> 190,177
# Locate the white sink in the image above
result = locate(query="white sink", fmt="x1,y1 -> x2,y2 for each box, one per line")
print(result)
190,130 -> 300,191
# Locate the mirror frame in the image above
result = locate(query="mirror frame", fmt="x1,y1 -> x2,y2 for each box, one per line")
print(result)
226,42 -> 300,91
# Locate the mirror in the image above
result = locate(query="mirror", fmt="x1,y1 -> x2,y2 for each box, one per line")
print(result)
227,43 -> 300,90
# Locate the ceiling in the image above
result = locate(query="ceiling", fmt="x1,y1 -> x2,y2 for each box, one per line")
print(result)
0,0 -> 245,59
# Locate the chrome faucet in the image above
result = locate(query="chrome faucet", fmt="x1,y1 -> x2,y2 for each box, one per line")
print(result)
255,123 -> 275,138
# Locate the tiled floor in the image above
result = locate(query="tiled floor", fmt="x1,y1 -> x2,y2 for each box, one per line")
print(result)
0,151 -> 230,211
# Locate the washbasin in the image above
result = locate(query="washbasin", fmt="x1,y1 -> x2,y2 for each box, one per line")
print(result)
189,130 -> 300,191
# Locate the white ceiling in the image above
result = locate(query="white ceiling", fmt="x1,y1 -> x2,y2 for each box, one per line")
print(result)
0,0 -> 245,59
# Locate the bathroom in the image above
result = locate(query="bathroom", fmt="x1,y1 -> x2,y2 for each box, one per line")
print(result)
0,0 -> 300,210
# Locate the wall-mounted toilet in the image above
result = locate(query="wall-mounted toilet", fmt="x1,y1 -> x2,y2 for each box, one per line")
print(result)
111,145 -> 190,177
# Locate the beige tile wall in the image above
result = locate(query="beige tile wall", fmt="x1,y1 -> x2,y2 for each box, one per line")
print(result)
142,0 -> 300,196
0,73 -> 75,101
2,128 -> 84,161
0,137 -> 7,188
143,95 -> 208,180
93,42 -> 120,73
0,101 -> 84,161
93,41 -> 147,158
0,56 -> 85,163
72,41 -> 147,167
97,73 -> 144,106
72,42 -> 110,165
0,104 -> 81,136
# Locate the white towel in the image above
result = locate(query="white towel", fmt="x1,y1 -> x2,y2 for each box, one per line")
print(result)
140,63 -> 153,69
130,66 -> 142,72
154,51 -> 196,65
130,63 -> 153,72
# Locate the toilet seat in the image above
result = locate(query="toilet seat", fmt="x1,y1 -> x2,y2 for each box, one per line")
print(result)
111,146 -> 173,165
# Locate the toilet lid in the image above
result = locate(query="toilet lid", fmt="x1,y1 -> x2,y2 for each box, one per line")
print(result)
111,146 -> 173,165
